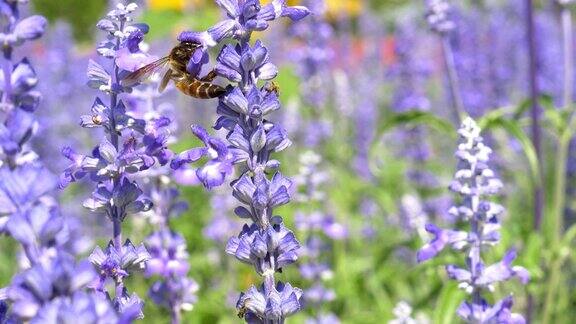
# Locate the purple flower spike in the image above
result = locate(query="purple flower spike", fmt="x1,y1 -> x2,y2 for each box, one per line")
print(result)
52,3 -> 171,320
418,118 -> 528,321
172,1 -> 309,321
179,0 -> 310,45
0,2 -> 102,322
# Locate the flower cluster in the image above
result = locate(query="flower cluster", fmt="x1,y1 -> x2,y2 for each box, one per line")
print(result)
4,254 -> 121,323
425,0 -> 455,35
0,1 -> 46,168
172,1 -> 310,322
418,118 -> 529,323
59,2 -> 170,319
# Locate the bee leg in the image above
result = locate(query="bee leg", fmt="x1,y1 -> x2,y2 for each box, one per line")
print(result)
200,69 -> 218,82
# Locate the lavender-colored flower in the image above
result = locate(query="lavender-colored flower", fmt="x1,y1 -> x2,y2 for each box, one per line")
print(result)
5,254 -> 110,322
142,180 -> 199,320
31,291 -> 118,324
0,2 -> 97,322
178,0 -> 309,46
148,278 -> 199,314
226,220 -> 300,275
174,2 -> 310,321
123,56 -> 199,323
58,2 -> 162,318
89,240 -> 149,289
236,281 -> 302,322
425,0 -> 455,35
293,151 -> 344,322
146,229 -> 189,277
204,191 -> 242,243
289,0 -> 334,108
418,118 -> 529,323
171,125 -> 234,189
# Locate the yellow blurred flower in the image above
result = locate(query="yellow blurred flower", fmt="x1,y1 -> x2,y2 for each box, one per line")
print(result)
326,0 -> 363,15
149,0 -> 209,10
148,0 -> 185,10
148,0 -> 362,16
289,0 -> 363,16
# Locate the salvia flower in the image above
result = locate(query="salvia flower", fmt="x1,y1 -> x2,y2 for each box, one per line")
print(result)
142,180 -> 199,321
6,255 -> 94,319
173,2 -> 310,322
293,152 -> 344,322
171,124 -> 234,189
178,0 -> 309,46
125,63 -> 199,323
0,1 -> 96,322
289,0 -> 334,107
418,118 -> 529,323
58,2 -> 162,318
425,0 -> 455,34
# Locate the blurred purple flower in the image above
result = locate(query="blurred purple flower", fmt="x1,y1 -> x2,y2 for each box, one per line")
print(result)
418,118 -> 528,322
6,255 -> 96,320
146,229 -> 189,277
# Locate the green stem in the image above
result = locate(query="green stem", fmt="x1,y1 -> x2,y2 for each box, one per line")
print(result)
551,134 -> 570,243
542,7 -> 575,323
541,239 -> 571,324
542,132 -> 571,324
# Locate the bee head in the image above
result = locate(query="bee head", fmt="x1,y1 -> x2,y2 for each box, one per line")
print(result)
172,41 -> 200,62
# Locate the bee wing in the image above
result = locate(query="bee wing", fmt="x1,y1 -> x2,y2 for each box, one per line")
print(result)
158,68 -> 173,93
121,56 -> 170,87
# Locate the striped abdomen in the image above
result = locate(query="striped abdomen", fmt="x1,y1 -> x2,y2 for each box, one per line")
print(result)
176,78 -> 226,99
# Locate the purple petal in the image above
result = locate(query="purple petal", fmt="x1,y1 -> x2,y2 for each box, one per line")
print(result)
281,6 -> 311,21
14,15 -> 47,41
215,0 -> 240,18
207,19 -> 238,43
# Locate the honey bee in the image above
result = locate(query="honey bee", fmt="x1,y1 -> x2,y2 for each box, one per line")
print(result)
265,81 -> 280,96
237,305 -> 247,319
122,41 -> 226,99
237,298 -> 251,319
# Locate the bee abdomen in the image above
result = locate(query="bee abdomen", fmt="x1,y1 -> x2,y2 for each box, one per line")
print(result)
176,79 -> 226,99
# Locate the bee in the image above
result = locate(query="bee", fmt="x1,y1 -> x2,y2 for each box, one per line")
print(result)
237,305 -> 247,319
237,298 -> 251,319
122,41 -> 226,99
265,81 -> 280,96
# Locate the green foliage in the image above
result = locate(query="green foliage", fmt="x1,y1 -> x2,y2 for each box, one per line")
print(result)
32,0 -> 106,42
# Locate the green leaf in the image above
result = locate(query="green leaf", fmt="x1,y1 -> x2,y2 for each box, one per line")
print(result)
523,232 -> 544,280
539,94 -> 570,136
478,116 -> 541,187
433,283 -> 464,324
379,111 -> 455,136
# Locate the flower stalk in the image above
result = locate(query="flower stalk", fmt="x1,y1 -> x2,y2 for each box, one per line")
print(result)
59,2 -> 175,319
171,1 -> 310,322
418,118 -> 529,323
